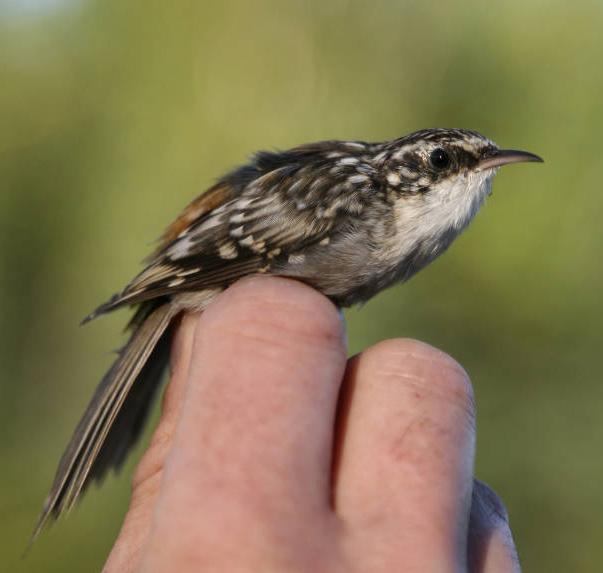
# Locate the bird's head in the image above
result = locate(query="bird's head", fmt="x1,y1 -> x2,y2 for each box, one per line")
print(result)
383,128 -> 543,245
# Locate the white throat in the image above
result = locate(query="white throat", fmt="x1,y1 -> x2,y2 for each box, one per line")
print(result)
391,169 -> 495,261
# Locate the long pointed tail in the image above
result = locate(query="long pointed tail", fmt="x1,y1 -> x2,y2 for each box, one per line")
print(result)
32,304 -> 175,540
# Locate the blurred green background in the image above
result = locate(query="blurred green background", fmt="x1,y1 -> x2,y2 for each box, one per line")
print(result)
1,0 -> 602,570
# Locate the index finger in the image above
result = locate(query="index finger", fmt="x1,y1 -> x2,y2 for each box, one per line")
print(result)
143,277 -> 347,568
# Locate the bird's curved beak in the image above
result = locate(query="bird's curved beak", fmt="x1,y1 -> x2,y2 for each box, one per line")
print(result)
477,149 -> 544,171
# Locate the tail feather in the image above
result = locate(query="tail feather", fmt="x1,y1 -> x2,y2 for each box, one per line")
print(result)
92,327 -> 172,478
32,304 -> 174,541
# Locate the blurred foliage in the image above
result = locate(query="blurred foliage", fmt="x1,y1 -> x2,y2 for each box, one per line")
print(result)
1,0 -> 602,571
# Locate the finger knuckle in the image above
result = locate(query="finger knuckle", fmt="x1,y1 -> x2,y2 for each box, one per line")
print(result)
364,338 -> 474,414
207,276 -> 345,351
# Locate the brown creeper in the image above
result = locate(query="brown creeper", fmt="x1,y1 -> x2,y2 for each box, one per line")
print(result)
34,128 -> 542,537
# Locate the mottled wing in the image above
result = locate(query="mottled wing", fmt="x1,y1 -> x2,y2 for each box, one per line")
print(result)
152,181 -> 235,255
85,141 -> 378,320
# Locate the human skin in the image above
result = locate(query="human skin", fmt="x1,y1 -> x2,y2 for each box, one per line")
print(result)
103,277 -> 519,572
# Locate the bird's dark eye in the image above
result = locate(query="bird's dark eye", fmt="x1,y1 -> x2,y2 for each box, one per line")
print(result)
429,148 -> 450,170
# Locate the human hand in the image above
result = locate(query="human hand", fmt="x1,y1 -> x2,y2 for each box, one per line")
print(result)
104,277 -> 519,572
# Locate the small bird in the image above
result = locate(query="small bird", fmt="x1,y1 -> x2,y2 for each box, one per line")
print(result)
34,128 -> 542,537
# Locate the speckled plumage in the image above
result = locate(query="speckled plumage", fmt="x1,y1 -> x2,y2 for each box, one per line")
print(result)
34,128 -> 542,538
85,129 -> 499,314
